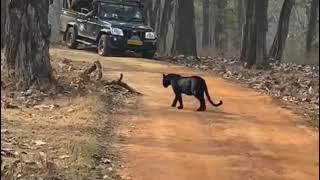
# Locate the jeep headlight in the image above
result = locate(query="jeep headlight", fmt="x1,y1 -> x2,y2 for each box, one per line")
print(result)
111,28 -> 124,36
145,32 -> 156,39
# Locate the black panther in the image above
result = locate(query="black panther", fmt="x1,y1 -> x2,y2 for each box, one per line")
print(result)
162,73 -> 223,111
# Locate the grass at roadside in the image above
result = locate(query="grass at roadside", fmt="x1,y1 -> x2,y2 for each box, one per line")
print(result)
1,54 -> 135,179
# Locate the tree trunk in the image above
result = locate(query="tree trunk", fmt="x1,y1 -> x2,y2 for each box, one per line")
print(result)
1,0 -> 8,49
255,0 -> 269,67
209,0 -> 216,48
241,0 -> 269,68
155,0 -> 162,34
150,0 -> 161,29
172,0 -> 197,56
238,0 -> 247,54
142,0 -> 153,26
5,0 -> 53,87
269,0 -> 295,61
240,0 -> 253,62
213,0 -> 227,50
171,2 -> 178,54
306,0 -> 319,53
202,0 -> 210,48
158,0 -> 174,55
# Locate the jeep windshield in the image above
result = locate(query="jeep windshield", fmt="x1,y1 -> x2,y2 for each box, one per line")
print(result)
99,3 -> 143,23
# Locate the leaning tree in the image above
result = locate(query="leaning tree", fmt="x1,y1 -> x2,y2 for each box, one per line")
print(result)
269,0 -> 296,62
5,0 -> 53,88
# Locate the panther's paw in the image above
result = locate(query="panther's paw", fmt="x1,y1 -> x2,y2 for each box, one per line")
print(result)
177,106 -> 183,109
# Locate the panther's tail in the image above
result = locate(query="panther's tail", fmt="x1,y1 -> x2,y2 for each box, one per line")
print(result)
204,83 -> 223,107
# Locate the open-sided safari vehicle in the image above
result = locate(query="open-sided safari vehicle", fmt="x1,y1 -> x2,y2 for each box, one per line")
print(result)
60,0 -> 157,58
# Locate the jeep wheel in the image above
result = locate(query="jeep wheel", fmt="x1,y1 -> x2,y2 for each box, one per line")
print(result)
97,34 -> 110,56
142,51 -> 155,59
66,27 -> 78,49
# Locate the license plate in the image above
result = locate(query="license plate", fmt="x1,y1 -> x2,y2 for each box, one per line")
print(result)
127,39 -> 143,46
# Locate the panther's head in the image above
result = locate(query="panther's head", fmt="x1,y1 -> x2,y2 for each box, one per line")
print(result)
162,74 -> 171,88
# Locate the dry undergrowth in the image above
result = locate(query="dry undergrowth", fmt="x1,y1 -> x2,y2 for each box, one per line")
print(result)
1,53 -> 137,179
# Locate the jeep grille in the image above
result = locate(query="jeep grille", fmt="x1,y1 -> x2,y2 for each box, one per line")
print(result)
123,29 -> 145,40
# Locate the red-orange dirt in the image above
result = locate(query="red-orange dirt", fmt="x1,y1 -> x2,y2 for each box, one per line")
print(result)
51,48 -> 319,180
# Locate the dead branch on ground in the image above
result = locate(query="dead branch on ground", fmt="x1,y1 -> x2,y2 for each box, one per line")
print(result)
104,73 -> 142,95
80,61 -> 102,81
80,61 -> 142,95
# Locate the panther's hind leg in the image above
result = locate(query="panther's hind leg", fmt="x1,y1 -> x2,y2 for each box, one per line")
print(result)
195,93 -> 206,111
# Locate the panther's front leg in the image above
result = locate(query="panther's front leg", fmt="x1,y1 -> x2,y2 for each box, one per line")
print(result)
177,94 -> 183,109
171,96 -> 178,107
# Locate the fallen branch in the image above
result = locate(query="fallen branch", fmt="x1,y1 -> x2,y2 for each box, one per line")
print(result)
78,61 -> 141,95
104,74 -> 142,95
80,61 -> 102,81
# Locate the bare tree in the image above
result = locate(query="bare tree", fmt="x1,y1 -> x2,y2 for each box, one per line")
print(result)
1,0 -> 8,49
213,0 -> 227,50
155,0 -> 163,34
240,0 -> 254,63
255,0 -> 269,67
142,0 -> 153,26
241,0 -> 269,68
171,2 -> 178,55
158,0 -> 174,55
150,0 -> 161,29
202,0 -> 210,48
306,0 -> 319,53
269,0 -> 296,61
238,0 -> 247,52
172,0 -> 197,56
5,0 -> 53,87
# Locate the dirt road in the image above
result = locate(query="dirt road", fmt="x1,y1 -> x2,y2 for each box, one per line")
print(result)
51,48 -> 319,180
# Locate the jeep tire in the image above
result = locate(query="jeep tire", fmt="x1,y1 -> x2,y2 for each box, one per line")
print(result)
66,27 -> 78,49
97,34 -> 110,56
142,50 -> 155,59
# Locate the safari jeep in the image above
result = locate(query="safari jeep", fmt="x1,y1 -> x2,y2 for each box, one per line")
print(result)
60,0 -> 157,58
